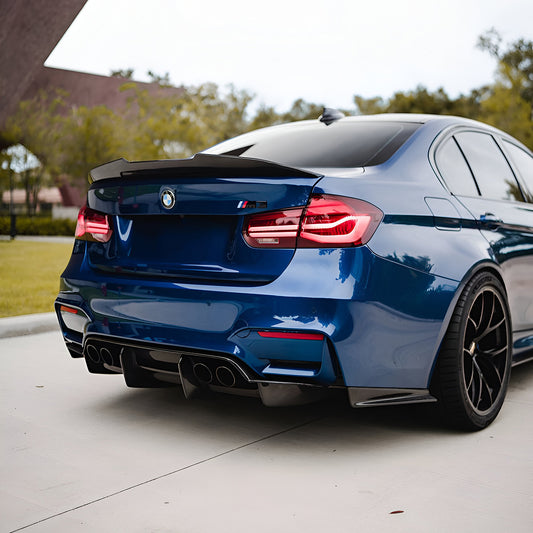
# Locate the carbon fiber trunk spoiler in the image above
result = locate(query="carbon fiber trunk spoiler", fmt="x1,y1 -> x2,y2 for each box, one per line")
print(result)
89,153 -> 320,182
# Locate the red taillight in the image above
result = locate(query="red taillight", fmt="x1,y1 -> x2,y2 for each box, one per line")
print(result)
243,208 -> 302,248
75,205 -> 113,243
299,195 -> 382,247
244,195 -> 382,248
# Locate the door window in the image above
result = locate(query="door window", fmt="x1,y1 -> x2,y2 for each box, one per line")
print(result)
502,140 -> 533,202
455,131 -> 524,202
435,137 -> 479,196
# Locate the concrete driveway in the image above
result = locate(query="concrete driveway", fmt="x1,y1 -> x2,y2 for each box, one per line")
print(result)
1,329 -> 532,532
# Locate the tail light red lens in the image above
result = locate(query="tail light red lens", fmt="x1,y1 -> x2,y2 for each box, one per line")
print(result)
75,205 -> 113,243
299,195 -> 383,247
243,208 -> 302,248
244,195 -> 382,248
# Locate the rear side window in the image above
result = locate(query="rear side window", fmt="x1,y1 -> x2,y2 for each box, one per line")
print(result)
455,131 -> 524,202
435,137 -> 479,196
502,140 -> 533,202
204,121 -> 420,168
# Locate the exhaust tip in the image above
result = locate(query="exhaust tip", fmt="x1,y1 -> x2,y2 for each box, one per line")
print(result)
193,362 -> 213,384
100,347 -> 114,366
216,366 -> 236,388
86,344 -> 101,364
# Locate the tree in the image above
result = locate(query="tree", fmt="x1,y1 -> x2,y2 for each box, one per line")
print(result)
3,91 -> 63,213
5,90 -> 128,206
147,70 -> 172,87
248,104 -> 282,130
57,105 -> 125,182
387,86 -> 458,115
5,90 -> 65,166
248,98 -> 329,131
354,85 -> 480,117
110,68 -> 135,79
477,29 -> 533,147
354,95 -> 386,115
281,98 -> 325,122
119,82 -> 256,159
119,82 -> 190,160
353,30 -> 533,150
479,83 -> 533,148
7,145 -> 45,215
478,29 -> 533,110
3,28 -> 529,213
0,149 -> 14,208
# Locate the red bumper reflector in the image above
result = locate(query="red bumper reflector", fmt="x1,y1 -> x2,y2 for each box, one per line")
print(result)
60,305 -> 78,314
258,331 -> 324,341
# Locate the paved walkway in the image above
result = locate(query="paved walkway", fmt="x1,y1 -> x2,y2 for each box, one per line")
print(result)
0,312 -> 57,339
1,329 -> 533,532
0,235 -> 73,243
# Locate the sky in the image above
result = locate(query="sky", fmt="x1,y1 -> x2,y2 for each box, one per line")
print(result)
46,0 -> 533,113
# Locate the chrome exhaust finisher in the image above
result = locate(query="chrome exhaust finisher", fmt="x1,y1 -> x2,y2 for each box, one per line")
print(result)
192,362 -> 213,384
85,344 -> 101,364
100,347 -> 114,366
215,366 -> 236,388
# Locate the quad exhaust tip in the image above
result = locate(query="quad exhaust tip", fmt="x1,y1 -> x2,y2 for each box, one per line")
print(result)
85,343 -> 118,367
192,361 -> 237,388
100,347 -> 114,366
192,362 -> 213,384
86,344 -> 101,364
85,340 -> 243,389
216,366 -> 236,388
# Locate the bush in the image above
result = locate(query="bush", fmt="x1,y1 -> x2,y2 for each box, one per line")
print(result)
0,216 -> 76,236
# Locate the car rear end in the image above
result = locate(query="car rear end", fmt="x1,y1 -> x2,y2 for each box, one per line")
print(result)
57,154 -> 360,401
56,116 -> 460,406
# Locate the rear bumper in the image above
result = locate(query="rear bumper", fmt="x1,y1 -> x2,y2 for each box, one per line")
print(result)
54,326 -> 437,408
56,245 -> 459,393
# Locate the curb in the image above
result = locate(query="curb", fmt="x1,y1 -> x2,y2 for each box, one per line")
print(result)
0,235 -> 74,243
0,312 -> 59,339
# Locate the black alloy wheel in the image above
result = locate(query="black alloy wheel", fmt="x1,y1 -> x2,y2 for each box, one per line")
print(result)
432,271 -> 512,430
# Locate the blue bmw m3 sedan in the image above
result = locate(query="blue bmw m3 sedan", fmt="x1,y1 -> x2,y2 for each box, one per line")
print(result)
55,112 -> 533,430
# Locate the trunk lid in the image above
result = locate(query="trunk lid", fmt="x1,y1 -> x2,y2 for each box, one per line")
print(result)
86,154 -> 322,284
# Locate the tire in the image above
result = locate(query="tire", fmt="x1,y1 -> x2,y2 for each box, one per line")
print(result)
432,271 -> 512,431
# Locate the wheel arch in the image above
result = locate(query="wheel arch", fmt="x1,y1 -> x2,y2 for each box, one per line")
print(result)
427,259 -> 508,387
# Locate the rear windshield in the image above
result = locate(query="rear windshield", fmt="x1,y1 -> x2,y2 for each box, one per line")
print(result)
203,120 -> 421,168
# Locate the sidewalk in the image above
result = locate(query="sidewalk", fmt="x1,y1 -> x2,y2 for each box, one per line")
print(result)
2,330 -> 533,533
0,235 -> 73,243
0,312 -> 58,338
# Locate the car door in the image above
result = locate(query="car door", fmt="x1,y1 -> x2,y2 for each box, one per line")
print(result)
435,129 -> 533,356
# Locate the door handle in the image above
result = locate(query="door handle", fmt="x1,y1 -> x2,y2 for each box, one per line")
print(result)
479,212 -> 503,229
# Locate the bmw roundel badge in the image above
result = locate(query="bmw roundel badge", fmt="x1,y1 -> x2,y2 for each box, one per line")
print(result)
161,189 -> 176,209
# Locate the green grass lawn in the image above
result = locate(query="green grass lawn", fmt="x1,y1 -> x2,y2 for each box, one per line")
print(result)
0,240 -> 74,317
